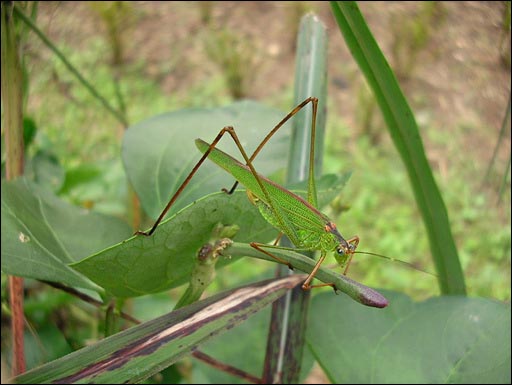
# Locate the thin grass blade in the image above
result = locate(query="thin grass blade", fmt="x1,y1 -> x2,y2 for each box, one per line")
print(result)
330,1 -> 466,295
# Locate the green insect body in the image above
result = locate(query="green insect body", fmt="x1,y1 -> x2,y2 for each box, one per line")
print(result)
195,138 -> 354,269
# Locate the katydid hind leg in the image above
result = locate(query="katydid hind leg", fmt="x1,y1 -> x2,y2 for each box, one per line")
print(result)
136,126 -> 251,236
222,97 -> 319,197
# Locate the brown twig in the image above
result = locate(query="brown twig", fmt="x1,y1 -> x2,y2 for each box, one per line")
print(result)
191,350 -> 262,384
40,280 -> 140,325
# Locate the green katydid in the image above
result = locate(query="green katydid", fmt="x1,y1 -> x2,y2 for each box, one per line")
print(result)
135,97 -> 416,293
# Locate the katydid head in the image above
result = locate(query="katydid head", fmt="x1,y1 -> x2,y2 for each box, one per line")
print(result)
331,231 -> 360,273
335,241 -> 355,257
324,221 -> 359,266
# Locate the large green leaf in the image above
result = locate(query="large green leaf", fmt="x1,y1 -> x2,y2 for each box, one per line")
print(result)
123,100 -> 291,220
12,275 -> 305,384
308,291 -> 511,383
1,177 -> 131,291
71,191 -> 275,298
71,174 -> 351,298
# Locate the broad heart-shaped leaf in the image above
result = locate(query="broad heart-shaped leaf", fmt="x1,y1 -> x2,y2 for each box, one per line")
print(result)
13,275 -> 305,384
308,291 -> 511,384
123,100 -> 291,220
1,177 -> 131,291
71,173 -> 350,298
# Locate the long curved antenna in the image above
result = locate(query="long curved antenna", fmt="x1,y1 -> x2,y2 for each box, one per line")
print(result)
354,251 -> 438,277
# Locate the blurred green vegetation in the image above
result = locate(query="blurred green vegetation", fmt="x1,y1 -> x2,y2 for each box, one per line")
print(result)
203,26 -> 259,99
2,2 -> 510,375
390,2 -> 446,80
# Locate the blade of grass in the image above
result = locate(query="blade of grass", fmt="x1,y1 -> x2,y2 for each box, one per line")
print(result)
329,1 -> 465,295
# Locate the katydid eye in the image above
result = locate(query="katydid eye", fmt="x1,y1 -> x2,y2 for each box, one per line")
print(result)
336,247 -> 345,255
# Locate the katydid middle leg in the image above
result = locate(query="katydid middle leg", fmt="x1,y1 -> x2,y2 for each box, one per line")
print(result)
342,236 -> 360,275
249,243 -> 338,290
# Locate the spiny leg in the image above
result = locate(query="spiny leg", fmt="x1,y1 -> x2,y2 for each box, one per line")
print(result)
301,251 -> 335,290
223,97 -> 319,195
342,236 -> 360,275
250,242 -> 293,270
137,123 -> 296,237
135,126 -> 252,236
251,243 -> 337,291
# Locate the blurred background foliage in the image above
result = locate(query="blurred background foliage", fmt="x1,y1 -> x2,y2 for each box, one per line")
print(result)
2,1 -> 510,377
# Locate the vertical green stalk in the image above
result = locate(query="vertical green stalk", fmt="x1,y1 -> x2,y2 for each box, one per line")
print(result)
2,2 -> 26,375
262,14 -> 327,384
104,300 -> 119,337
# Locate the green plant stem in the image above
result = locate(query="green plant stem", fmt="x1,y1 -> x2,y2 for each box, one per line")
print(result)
12,4 -> 128,126
225,243 -> 388,308
104,300 -> 119,337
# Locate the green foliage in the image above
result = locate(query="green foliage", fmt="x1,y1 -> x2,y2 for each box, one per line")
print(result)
89,1 -> 135,66
390,2 -> 446,79
1,177 -> 131,291
204,27 -> 259,99
122,101 -> 291,221
71,191 -> 276,297
308,291 -> 511,383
